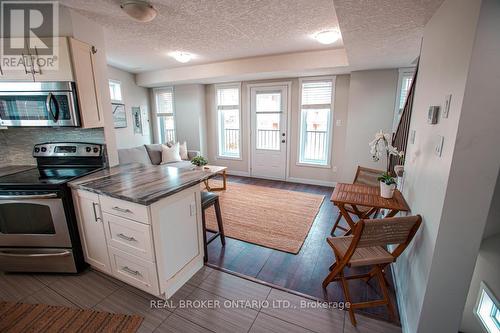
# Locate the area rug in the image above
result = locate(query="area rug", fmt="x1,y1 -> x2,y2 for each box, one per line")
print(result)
0,301 -> 143,333
204,181 -> 324,254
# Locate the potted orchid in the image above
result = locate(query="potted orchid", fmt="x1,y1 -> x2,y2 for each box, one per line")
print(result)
369,130 -> 405,172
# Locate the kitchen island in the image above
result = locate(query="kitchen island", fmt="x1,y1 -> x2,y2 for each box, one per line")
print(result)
69,163 -> 218,299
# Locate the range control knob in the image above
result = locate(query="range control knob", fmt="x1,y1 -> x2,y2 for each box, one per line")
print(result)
41,147 -> 47,152
34,147 -> 40,153
85,147 -> 92,153
93,147 -> 99,153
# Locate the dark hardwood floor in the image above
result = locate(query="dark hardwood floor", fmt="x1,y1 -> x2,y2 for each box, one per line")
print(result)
206,175 -> 400,324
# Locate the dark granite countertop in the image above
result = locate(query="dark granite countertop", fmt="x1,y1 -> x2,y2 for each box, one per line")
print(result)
68,163 -> 217,205
0,165 -> 36,178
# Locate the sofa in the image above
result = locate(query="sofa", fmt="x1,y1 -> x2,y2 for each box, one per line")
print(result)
118,144 -> 200,169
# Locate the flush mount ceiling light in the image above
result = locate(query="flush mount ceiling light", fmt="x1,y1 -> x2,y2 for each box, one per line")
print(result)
312,29 -> 341,45
169,51 -> 194,63
120,0 -> 157,22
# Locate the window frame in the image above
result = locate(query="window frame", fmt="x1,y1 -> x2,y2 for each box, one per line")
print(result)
215,82 -> 242,160
108,79 -> 123,103
153,87 -> 177,144
297,76 -> 336,168
475,281 -> 500,333
392,67 -> 416,132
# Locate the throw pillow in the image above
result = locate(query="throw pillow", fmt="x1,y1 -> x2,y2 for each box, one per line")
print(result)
179,141 -> 188,160
160,142 -> 182,164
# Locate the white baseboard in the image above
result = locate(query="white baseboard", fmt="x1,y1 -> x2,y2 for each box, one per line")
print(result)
286,177 -> 336,187
226,170 -> 250,177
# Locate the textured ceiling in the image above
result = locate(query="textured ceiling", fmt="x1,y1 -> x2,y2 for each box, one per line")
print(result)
333,0 -> 444,70
59,0 -> 342,73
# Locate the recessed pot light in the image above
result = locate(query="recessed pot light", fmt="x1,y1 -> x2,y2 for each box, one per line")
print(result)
312,30 -> 341,45
120,0 -> 157,22
169,51 -> 194,63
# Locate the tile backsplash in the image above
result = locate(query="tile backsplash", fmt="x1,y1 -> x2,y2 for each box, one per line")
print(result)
0,127 -> 105,165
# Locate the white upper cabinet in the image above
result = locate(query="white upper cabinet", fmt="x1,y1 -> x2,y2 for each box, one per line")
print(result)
68,37 -> 104,128
0,37 -> 73,82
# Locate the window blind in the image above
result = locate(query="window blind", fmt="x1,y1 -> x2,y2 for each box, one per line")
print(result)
156,88 -> 174,114
301,81 -> 333,107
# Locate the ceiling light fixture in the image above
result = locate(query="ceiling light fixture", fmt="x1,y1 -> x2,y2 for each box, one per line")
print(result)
312,29 -> 341,45
169,51 -> 194,63
120,0 -> 157,22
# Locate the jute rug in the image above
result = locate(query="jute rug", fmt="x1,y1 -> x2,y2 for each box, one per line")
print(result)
204,181 -> 324,254
0,301 -> 143,333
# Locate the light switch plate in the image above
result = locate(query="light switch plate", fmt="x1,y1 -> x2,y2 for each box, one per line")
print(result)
335,119 -> 342,126
332,166 -> 338,172
443,94 -> 452,118
410,130 -> 416,144
434,135 -> 444,157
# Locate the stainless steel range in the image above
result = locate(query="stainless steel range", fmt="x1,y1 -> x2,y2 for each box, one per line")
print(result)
0,142 -> 105,273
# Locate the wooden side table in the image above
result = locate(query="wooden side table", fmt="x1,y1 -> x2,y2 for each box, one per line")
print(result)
203,165 -> 228,191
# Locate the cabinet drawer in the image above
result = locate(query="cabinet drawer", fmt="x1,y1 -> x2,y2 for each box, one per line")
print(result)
100,196 -> 149,224
109,247 -> 159,296
103,213 -> 154,261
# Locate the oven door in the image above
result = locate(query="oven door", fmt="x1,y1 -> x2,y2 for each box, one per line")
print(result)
0,191 -> 72,248
0,82 -> 80,127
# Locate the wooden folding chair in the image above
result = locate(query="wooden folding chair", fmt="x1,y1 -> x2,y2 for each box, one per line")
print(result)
323,215 -> 422,326
331,166 -> 384,235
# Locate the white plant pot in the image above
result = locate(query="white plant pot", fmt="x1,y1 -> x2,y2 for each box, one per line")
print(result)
380,181 -> 396,199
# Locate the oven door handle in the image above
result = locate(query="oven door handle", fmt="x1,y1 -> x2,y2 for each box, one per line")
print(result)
0,250 -> 71,258
0,193 -> 58,200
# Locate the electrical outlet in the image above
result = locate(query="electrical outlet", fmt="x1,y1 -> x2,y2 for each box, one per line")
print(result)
434,135 -> 444,157
335,119 -> 342,126
410,130 -> 416,144
443,94 -> 452,118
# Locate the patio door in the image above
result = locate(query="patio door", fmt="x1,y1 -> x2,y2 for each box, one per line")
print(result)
250,85 -> 289,180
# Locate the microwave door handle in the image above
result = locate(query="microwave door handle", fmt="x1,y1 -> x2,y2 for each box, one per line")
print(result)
45,93 -> 59,122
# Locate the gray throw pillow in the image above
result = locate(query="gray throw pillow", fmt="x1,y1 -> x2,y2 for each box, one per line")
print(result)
145,144 -> 163,165
118,145 -> 152,165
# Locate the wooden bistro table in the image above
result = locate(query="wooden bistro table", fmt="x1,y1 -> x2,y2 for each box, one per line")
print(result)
331,183 -> 410,235
203,165 -> 228,191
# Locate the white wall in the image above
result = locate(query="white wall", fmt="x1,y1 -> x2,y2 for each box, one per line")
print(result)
107,66 -> 151,149
341,69 -> 398,181
394,0 -> 500,332
173,84 -> 207,155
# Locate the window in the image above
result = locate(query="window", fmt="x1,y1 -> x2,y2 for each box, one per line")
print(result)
216,84 -> 241,159
475,282 -> 500,333
109,80 -> 122,102
154,88 -> 176,143
393,68 -> 415,131
298,78 -> 334,166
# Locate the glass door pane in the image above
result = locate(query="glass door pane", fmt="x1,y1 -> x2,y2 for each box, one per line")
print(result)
255,91 -> 282,151
0,203 -> 55,234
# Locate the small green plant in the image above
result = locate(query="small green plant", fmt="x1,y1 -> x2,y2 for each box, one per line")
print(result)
377,172 -> 396,185
191,156 -> 208,167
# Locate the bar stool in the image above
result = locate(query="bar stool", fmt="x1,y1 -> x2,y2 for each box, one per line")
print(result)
201,191 -> 225,262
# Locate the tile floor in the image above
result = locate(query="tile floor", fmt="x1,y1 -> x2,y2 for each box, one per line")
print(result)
0,266 -> 402,333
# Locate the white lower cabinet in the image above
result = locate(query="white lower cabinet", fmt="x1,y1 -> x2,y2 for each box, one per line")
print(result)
72,185 -> 204,299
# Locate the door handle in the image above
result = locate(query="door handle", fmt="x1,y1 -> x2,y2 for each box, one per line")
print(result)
92,202 -> 101,222
281,140 -> 286,143
117,233 -> 136,242
0,250 -> 71,257
112,206 -> 133,214
0,193 -> 57,200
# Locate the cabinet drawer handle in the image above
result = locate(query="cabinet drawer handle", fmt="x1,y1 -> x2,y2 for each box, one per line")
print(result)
117,233 -> 136,242
122,266 -> 141,276
112,206 -> 133,214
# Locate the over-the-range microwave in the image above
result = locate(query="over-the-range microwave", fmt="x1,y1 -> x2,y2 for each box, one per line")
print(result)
0,81 -> 80,127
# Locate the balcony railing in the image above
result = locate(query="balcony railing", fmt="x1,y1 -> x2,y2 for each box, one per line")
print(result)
303,130 -> 327,162
257,129 -> 280,150
222,128 -> 240,156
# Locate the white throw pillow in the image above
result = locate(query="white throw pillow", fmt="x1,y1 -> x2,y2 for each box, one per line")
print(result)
160,143 -> 182,164
179,141 -> 188,160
